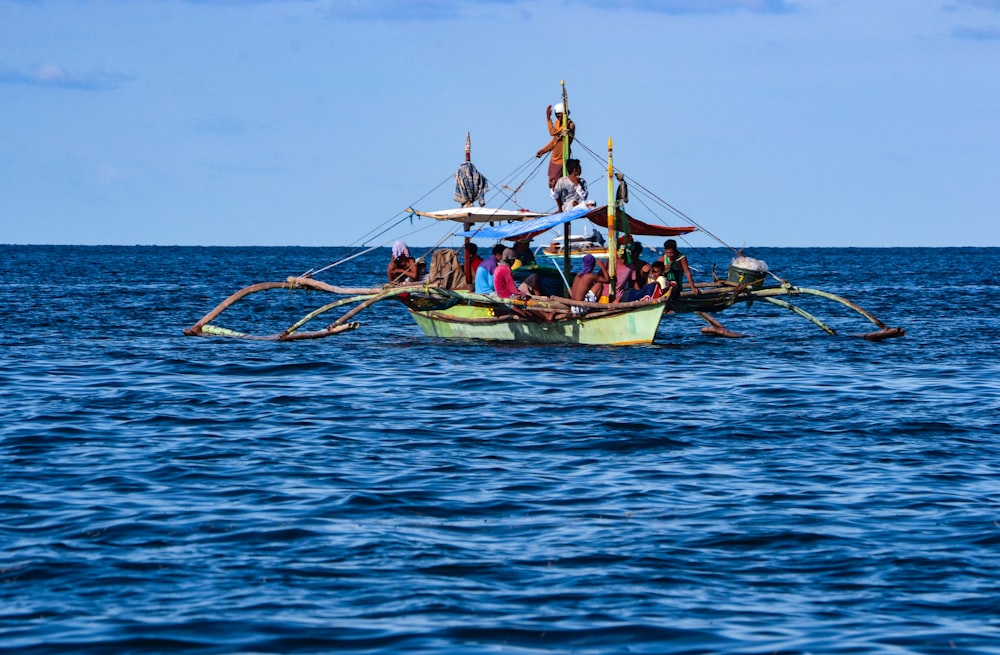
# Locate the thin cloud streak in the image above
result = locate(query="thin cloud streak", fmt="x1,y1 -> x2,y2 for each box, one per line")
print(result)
317,0 -> 793,22
319,0 -> 515,21
0,63 -> 133,90
572,0 -> 794,14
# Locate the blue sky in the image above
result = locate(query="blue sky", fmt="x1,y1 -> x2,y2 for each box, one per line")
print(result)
2,0 -> 998,248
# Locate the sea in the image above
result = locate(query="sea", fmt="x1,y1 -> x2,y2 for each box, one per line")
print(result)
1,244 -> 999,654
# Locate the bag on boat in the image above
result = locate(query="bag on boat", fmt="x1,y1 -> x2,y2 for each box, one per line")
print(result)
427,249 -> 468,290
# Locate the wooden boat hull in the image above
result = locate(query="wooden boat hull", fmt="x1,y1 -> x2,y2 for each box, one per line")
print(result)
408,301 -> 666,345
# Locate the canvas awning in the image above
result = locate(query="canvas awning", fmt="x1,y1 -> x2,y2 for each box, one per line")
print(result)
453,205 -> 696,240
580,206 -> 697,238
410,207 -> 547,223
454,207 -> 592,239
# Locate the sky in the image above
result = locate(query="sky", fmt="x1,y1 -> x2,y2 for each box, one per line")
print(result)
2,0 -> 998,248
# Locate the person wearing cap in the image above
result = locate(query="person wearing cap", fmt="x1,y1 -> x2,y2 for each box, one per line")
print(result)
570,253 -> 609,315
535,102 -> 576,190
493,248 -> 521,299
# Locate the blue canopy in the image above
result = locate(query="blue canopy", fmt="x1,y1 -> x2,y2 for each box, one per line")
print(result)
454,206 -> 592,240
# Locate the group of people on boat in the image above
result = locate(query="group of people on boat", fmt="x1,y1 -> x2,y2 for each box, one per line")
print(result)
389,232 -> 700,314
387,97 -> 700,311
459,237 -> 699,307
563,239 -> 698,313
470,243 -> 542,298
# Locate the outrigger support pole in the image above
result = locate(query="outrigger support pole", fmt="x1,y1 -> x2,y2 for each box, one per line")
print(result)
184,277 -> 399,341
756,295 -> 837,335
749,285 -> 905,340
692,282 -> 905,341
696,311 -> 746,338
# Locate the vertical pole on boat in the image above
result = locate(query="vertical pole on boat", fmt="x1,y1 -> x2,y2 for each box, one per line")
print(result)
561,81 -> 572,284
607,137 -> 617,298
463,132 -> 473,288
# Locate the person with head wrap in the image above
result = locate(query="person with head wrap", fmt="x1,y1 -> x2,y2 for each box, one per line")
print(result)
387,240 -> 425,284
570,253 -> 609,316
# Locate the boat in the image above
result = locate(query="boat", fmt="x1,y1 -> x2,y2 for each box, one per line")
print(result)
542,230 -> 606,261
184,88 -> 905,346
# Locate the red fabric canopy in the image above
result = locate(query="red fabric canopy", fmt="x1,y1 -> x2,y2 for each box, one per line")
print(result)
582,205 -> 696,238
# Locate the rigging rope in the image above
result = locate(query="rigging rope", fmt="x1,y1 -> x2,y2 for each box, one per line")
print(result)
300,172 -> 454,278
573,138 -> 741,256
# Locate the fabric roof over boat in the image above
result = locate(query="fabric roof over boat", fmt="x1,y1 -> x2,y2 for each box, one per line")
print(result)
454,207 -> 592,239
580,206 -> 697,237
454,205 -> 696,240
410,207 -> 547,223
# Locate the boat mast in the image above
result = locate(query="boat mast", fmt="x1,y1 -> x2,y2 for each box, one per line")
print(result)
607,137 -> 616,296
561,81 -> 572,283
463,132 -> 472,281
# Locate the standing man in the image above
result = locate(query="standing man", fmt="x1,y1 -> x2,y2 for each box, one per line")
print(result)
535,102 -> 575,190
658,239 -> 700,295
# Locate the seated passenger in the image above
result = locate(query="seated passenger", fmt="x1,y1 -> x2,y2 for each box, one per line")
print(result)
463,242 -> 483,284
518,272 -> 544,297
493,248 -> 520,299
474,245 -> 503,295
512,239 -> 536,268
387,240 -> 425,284
570,254 -> 610,316
622,260 -> 672,302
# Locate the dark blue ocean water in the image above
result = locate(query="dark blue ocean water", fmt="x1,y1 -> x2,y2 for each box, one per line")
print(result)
2,244 -> 999,654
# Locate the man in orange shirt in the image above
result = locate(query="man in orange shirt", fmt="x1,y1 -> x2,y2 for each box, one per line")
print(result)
535,102 -> 575,190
